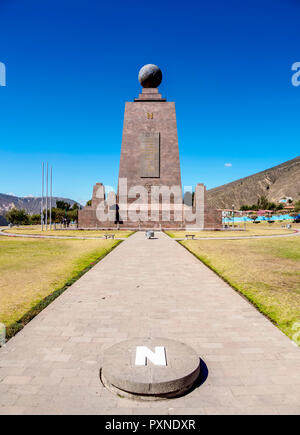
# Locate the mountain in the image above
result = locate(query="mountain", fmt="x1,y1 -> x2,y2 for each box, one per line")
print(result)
0,194 -> 79,215
207,156 -> 300,209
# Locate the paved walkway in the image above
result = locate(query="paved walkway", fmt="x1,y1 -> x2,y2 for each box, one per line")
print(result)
0,232 -> 299,415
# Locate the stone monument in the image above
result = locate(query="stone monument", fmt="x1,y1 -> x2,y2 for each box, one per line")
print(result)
78,64 -> 222,229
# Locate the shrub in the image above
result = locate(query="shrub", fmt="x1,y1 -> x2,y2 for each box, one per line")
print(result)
6,209 -> 30,225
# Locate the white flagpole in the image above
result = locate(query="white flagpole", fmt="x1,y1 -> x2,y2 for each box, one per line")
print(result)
50,166 -> 52,230
46,162 -> 48,231
41,162 -> 44,231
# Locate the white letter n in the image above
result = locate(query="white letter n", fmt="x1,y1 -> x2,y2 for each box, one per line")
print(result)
135,346 -> 167,366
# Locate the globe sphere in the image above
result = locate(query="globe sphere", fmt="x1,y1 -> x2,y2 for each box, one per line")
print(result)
138,64 -> 162,88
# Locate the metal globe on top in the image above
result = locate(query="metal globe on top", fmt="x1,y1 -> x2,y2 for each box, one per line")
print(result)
138,64 -> 162,88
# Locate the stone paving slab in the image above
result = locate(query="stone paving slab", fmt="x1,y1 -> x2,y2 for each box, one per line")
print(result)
0,231 -> 299,415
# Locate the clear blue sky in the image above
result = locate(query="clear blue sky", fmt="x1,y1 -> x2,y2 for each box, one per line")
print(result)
0,0 -> 299,204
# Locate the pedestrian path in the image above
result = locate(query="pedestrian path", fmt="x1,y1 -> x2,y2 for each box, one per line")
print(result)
0,231 -> 299,414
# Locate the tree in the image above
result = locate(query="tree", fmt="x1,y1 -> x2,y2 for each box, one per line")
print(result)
257,195 -> 269,210
86,199 -> 92,206
30,214 -> 41,224
240,205 -> 250,211
294,201 -> 300,212
56,200 -> 71,211
67,209 -> 78,222
6,209 -> 30,225
49,208 -> 65,223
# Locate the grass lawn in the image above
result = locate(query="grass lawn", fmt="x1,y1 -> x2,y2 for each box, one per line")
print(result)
166,221 -> 299,239
0,236 -> 121,338
3,226 -> 133,238
179,236 -> 300,341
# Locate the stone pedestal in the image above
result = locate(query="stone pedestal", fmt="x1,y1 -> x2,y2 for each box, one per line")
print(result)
101,337 -> 201,400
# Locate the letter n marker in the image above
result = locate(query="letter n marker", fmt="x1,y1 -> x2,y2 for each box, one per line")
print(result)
135,346 -> 167,366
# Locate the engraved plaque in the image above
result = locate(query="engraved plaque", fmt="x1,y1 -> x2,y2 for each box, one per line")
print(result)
140,132 -> 160,178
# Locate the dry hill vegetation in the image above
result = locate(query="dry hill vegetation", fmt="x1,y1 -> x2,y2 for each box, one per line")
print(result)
207,156 -> 300,209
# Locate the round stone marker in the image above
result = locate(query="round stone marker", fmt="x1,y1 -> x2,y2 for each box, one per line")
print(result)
101,338 -> 200,400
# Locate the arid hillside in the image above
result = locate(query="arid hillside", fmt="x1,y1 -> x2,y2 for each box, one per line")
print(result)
0,194 -> 78,215
207,156 -> 300,209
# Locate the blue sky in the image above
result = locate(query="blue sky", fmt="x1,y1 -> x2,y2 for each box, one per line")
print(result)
0,0 -> 299,204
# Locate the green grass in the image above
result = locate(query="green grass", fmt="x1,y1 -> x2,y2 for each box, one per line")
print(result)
166,221 -> 299,239
178,236 -> 300,342
3,226 -> 133,238
0,236 -> 121,339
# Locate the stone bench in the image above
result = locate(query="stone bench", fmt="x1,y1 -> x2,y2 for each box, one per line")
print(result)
104,234 -> 115,239
185,234 -> 195,240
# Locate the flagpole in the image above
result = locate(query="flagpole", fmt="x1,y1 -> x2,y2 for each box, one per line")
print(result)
41,162 -> 44,231
46,162 -> 48,231
50,166 -> 52,230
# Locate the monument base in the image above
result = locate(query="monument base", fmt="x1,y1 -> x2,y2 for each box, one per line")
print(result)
100,338 -> 201,401
78,183 -> 222,230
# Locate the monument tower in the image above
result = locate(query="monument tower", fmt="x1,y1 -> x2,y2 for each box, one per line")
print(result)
78,64 -> 221,229
118,64 -> 181,193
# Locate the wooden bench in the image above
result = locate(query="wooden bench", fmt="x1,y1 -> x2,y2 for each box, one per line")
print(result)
185,234 -> 195,240
104,234 -> 115,239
